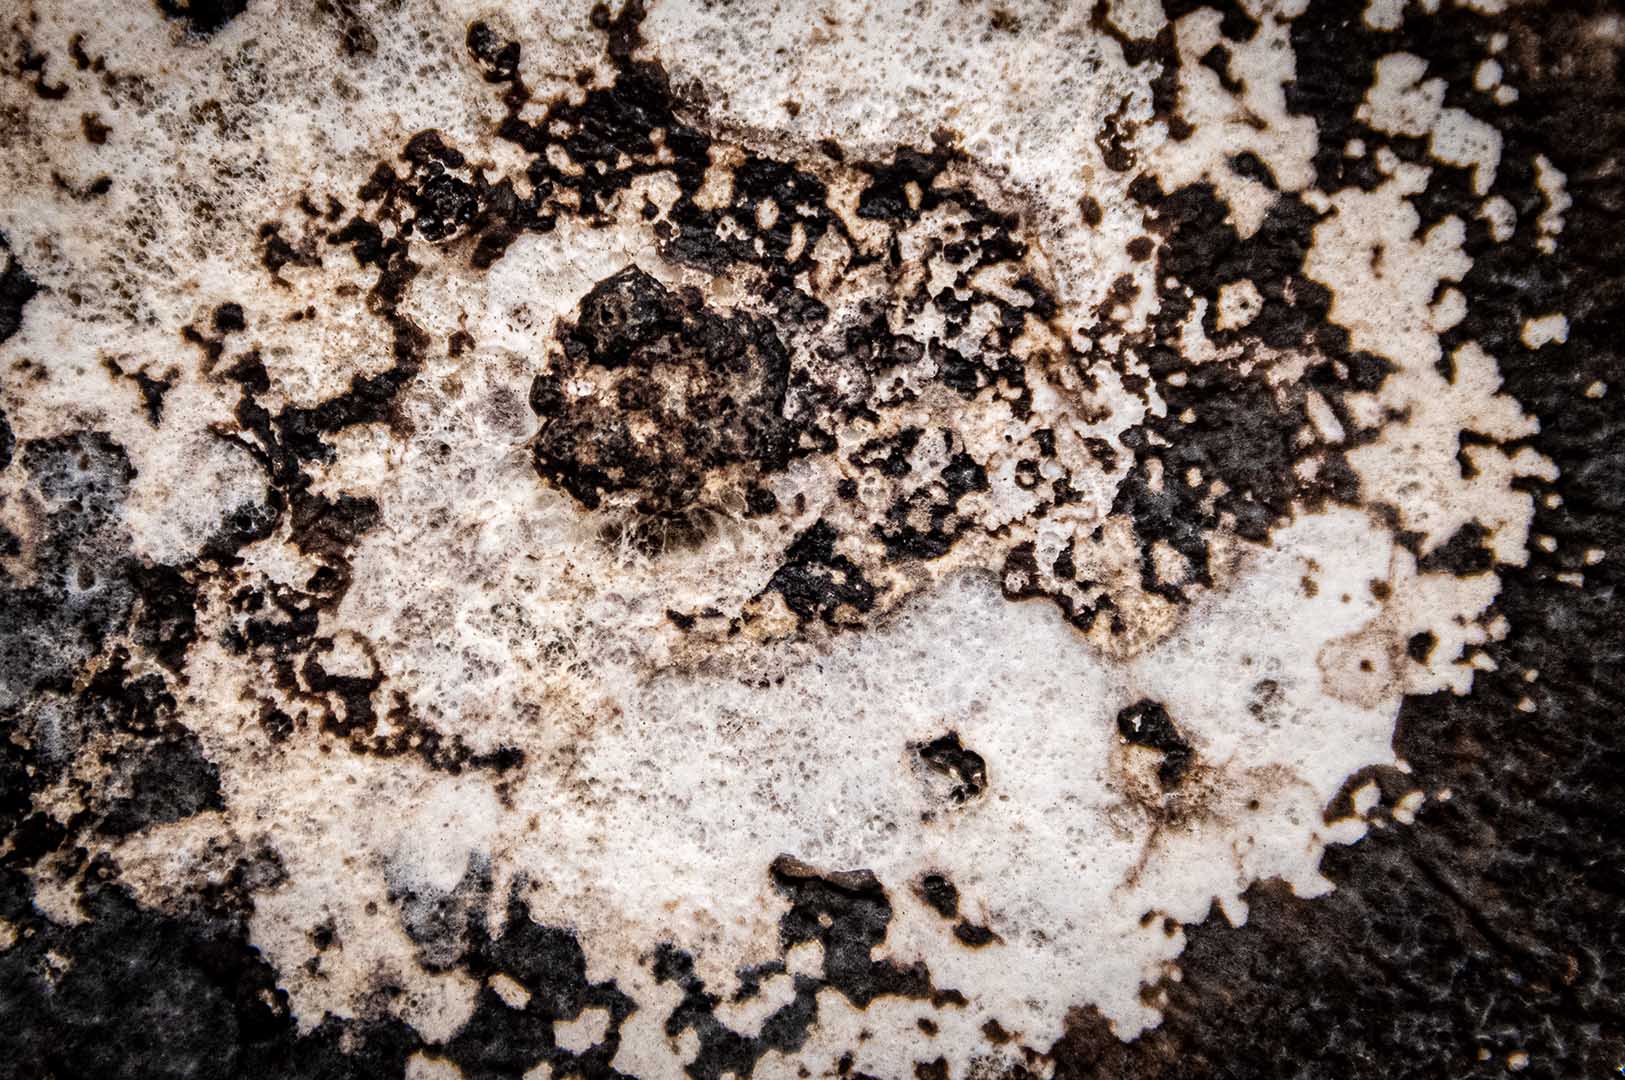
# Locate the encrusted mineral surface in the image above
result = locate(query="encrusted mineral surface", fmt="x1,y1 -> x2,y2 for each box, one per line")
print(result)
1,1 -> 1621,1077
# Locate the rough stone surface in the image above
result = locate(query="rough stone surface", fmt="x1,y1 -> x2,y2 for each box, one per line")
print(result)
1,1 -> 1620,1077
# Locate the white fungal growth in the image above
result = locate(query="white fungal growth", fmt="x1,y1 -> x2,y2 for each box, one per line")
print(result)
0,0 -> 1560,1072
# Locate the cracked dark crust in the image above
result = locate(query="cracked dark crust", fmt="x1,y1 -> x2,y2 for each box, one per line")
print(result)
0,1 -> 1620,1078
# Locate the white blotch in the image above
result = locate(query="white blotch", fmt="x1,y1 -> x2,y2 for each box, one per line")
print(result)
1216,279 -> 1263,331
1478,196 -> 1516,243
405,1053 -> 464,1080
1534,154 -> 1572,254
1520,314 -> 1569,349
1363,0 -> 1405,32
554,1007 -> 611,1055
1359,52 -> 1502,194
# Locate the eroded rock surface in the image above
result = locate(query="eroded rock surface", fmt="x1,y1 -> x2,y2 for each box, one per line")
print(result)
1,1 -> 1620,1077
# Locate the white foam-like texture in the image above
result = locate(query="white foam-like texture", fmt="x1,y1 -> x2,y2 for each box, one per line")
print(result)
0,0 -> 1557,1072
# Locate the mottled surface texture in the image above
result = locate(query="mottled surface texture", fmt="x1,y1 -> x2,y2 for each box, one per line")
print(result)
0,1 -> 1621,1078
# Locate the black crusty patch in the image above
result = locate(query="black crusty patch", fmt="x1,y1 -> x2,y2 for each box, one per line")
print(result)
1115,699 -> 1194,789
153,0 -> 250,36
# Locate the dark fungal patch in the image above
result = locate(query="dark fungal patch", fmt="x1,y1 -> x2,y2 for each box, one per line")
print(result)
441,890 -> 636,1079
389,856 -> 492,973
127,558 -> 200,672
640,853 -> 959,1080
465,20 -> 520,83
153,0 -> 249,37
764,520 -> 879,626
855,145 -> 952,224
1406,630 -> 1438,664
653,940 -> 820,1080
0,433 -> 140,716
0,867 -> 424,1080
770,855 -> 934,1006
951,920 -> 999,948
918,873 -> 960,919
874,450 -> 990,562
0,234 -> 40,345
1116,700 -> 1193,790
15,38 -> 69,100
914,732 -> 988,805
531,265 -> 795,517
96,732 -> 223,837
1101,182 -> 1383,601
79,111 -> 110,144
850,426 -> 923,478
655,947 -> 805,1077
1417,520 -> 1497,577
102,356 -> 173,426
